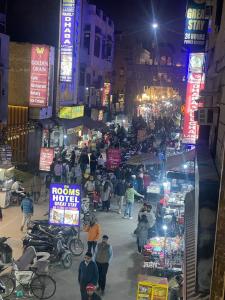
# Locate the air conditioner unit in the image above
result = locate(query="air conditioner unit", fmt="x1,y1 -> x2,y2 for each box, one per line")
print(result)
194,108 -> 214,125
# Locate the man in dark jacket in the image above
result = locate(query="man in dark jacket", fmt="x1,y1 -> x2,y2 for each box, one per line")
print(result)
79,151 -> 90,174
114,179 -> 126,214
85,283 -> 102,300
78,252 -> 99,300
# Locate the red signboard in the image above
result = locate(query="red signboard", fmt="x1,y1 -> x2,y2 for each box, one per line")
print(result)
102,83 -> 111,106
106,148 -> 121,170
39,148 -> 54,172
183,53 -> 205,144
29,45 -> 50,107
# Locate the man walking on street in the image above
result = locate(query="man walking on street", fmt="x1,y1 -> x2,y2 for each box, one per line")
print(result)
78,252 -> 99,300
114,179 -> 126,214
20,193 -> 33,231
94,235 -> 113,296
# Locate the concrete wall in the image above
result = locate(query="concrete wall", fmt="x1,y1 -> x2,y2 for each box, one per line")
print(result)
203,0 -> 225,297
8,42 -> 31,106
0,33 -> 9,125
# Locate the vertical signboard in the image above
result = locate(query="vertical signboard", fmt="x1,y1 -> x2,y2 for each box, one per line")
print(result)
29,45 -> 50,107
183,53 -> 205,144
106,148 -> 121,170
49,184 -> 81,226
39,147 -> 54,171
102,83 -> 111,106
184,0 -> 208,51
60,0 -> 75,82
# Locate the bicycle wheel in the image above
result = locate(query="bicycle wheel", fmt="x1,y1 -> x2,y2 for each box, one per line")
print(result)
30,274 -> 56,299
0,274 -> 15,298
68,238 -> 84,256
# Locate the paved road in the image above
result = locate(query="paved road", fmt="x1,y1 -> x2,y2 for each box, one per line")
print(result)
0,200 -> 147,300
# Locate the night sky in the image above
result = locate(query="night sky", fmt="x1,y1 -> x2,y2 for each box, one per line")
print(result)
6,0 -> 187,57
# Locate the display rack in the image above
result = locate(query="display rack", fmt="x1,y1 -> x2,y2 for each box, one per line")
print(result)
137,275 -> 168,300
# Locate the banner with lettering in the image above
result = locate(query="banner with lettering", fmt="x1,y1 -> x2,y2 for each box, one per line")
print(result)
184,0 -> 208,51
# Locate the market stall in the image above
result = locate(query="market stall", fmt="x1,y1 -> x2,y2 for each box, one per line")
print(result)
137,275 -> 168,300
143,237 -> 184,272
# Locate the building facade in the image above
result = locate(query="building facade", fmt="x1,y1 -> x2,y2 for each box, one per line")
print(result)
0,0 -> 9,133
78,0 -> 114,119
8,42 -> 55,165
200,0 -> 225,297
113,33 -> 186,117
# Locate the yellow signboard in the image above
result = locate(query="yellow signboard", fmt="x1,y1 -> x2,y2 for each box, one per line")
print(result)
59,106 -> 84,119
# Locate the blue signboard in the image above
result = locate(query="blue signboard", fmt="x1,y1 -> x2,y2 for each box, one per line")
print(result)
49,183 -> 81,226
60,0 -> 75,82
184,0 -> 208,51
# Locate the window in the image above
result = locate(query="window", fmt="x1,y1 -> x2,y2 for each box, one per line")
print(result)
94,35 -> 101,58
79,67 -> 85,86
215,0 -> 224,30
84,32 -> 90,54
103,14 -> 107,21
84,24 -> 91,31
96,8 -> 101,17
86,73 -> 91,86
102,39 -> 106,59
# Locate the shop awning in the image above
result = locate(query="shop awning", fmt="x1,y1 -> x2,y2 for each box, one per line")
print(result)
165,149 -> 196,170
126,149 -> 195,167
57,116 -> 107,130
126,153 -> 160,166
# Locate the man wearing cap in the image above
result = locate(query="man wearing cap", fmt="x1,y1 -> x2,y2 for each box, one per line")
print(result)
85,283 -> 102,300
94,235 -> 113,295
78,252 -> 99,300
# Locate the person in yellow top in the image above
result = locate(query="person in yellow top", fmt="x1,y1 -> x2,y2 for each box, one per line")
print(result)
84,217 -> 101,253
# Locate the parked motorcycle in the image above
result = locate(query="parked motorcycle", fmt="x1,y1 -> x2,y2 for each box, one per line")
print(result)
0,237 -> 12,265
27,220 -> 84,256
23,229 -> 73,269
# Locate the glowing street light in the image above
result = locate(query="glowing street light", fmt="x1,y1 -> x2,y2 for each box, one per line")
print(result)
152,22 -> 159,29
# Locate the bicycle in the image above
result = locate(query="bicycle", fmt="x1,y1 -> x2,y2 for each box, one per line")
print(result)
0,262 -> 56,299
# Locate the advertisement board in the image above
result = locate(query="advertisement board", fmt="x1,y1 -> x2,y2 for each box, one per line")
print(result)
39,147 -> 54,172
59,105 -> 84,119
49,184 -> 81,226
107,148 -> 121,170
60,0 -> 75,82
184,0 -> 208,51
102,83 -> 111,106
183,53 -> 205,144
29,45 -> 50,107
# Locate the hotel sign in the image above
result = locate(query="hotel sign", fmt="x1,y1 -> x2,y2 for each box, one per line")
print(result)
184,0 -> 208,51
60,0 -> 75,82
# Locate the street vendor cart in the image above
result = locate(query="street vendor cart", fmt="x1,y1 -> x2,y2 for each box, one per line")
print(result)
137,275 -> 168,300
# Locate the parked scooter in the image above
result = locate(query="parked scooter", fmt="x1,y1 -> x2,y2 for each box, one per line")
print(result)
23,228 -> 73,269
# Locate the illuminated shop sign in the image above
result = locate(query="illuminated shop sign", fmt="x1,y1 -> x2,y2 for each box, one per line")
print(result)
184,0 -> 208,51
29,45 -> 50,107
60,0 -> 75,82
39,147 -> 54,172
102,83 -> 111,106
49,184 -> 81,226
59,105 -> 84,119
183,53 -> 205,144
